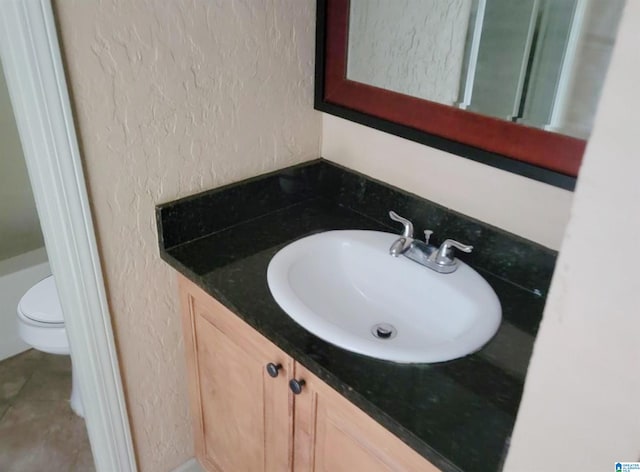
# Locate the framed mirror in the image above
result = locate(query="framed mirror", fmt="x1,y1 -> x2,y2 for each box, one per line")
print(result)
315,0 -> 625,190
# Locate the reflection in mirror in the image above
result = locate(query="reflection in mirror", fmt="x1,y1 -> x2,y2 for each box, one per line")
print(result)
347,0 -> 625,140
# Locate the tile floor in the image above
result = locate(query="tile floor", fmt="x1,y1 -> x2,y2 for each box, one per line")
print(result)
0,349 -> 94,472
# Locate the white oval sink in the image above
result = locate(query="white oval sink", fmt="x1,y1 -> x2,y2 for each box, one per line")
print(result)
267,230 -> 501,363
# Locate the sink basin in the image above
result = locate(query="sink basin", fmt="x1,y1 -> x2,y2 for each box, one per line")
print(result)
267,230 -> 501,363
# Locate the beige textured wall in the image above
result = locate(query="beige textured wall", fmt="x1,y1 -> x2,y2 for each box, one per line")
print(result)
347,0 -> 471,104
52,1 -> 320,470
322,114 -> 573,250
505,0 -> 640,468
0,63 -> 44,262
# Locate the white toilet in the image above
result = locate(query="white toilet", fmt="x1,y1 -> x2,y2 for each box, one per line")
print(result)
16,275 -> 83,417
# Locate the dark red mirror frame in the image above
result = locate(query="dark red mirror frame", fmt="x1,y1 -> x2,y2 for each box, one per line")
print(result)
315,0 -> 583,190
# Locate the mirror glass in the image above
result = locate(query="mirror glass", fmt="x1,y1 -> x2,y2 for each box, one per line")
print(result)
346,0 -> 625,140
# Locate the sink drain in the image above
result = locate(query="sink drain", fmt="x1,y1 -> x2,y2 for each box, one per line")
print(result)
371,323 -> 397,340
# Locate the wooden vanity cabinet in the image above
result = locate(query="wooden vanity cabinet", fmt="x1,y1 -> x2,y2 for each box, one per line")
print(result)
179,277 -> 294,471
293,363 -> 439,472
179,276 -> 439,472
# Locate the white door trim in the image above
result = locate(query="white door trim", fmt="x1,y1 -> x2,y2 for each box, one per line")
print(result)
0,1 -> 137,471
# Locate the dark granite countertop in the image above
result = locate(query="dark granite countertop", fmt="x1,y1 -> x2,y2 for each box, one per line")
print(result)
157,160 -> 555,472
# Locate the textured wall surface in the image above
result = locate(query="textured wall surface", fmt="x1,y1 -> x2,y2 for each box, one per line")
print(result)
0,63 -> 44,262
52,1 -> 320,470
505,0 -> 640,468
347,0 -> 471,104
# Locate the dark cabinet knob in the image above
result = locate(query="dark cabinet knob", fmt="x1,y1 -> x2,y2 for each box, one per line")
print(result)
266,363 -> 282,378
289,378 -> 306,395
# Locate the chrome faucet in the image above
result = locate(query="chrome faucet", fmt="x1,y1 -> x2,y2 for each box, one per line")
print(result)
388,210 -> 473,274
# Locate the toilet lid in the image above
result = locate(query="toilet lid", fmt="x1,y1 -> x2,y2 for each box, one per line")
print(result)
18,275 -> 64,324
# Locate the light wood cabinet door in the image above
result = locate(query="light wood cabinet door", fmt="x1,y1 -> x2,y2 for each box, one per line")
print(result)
179,277 -> 294,472
292,363 -> 440,472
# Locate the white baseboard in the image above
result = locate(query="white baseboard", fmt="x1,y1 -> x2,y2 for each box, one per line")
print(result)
171,458 -> 203,472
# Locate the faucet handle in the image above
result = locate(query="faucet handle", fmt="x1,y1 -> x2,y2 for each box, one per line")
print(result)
432,238 -> 473,266
442,239 -> 473,254
388,211 -> 414,238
